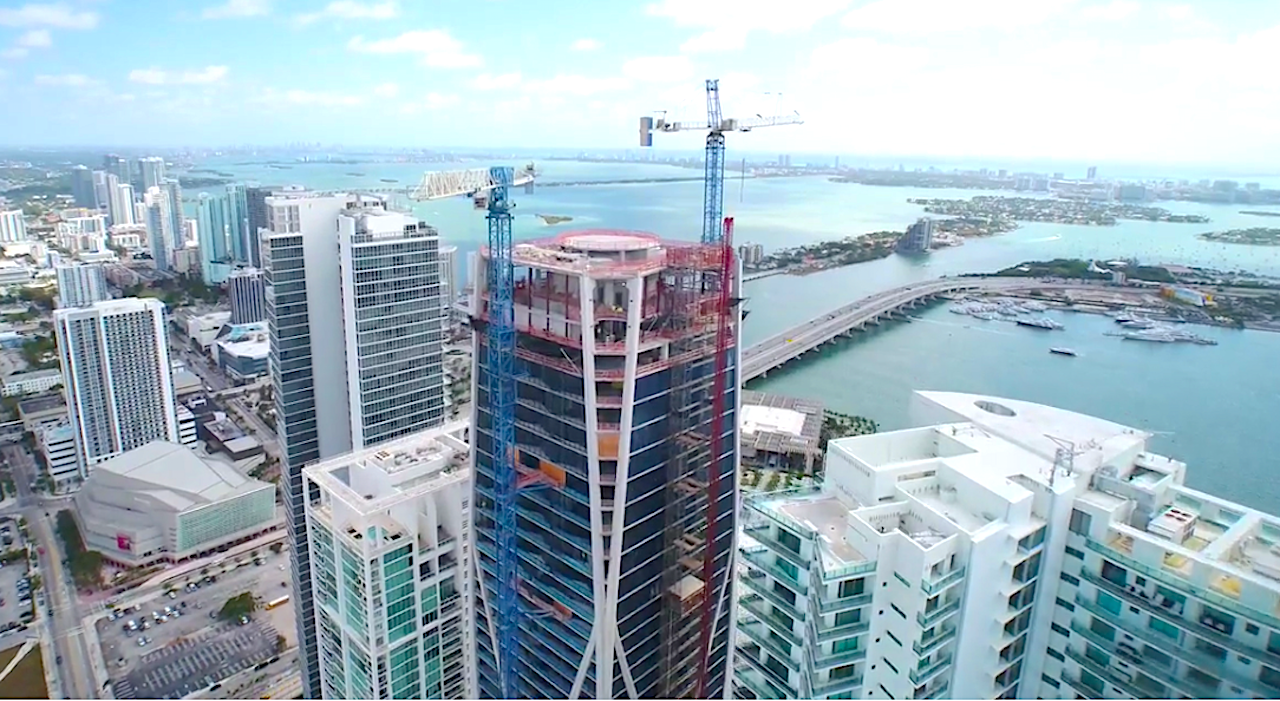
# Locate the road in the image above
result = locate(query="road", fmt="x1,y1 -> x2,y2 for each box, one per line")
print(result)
226,397 -> 280,461
2,442 -> 99,699
740,277 -> 1110,381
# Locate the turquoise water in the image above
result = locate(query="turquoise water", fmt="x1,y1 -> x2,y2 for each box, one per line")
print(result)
190,158 -> 1280,511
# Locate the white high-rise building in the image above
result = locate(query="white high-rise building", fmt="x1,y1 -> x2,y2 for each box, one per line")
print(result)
228,266 -> 266,324
302,420 -> 473,700
139,156 -> 166,190
92,170 -> 110,211
261,189 -> 447,697
55,262 -> 109,308
54,298 -> 178,472
56,214 -> 108,253
439,244 -> 458,307
337,207 -> 446,447
733,390 -> 1280,701
144,186 -> 174,272
0,210 -> 27,243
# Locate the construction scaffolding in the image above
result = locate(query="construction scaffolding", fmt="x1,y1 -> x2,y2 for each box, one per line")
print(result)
658,221 -> 738,699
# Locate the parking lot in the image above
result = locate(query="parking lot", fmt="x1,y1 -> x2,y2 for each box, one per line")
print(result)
95,545 -> 295,698
112,619 -> 281,700
0,519 -> 33,635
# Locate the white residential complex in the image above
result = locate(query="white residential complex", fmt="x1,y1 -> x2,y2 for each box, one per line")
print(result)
0,209 -> 28,243
55,262 -> 109,308
54,298 -> 178,472
733,390 -> 1280,701
302,421 -> 472,700
261,189 -> 448,697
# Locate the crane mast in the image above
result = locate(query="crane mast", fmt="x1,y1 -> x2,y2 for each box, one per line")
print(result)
640,80 -> 801,698
410,164 -> 535,699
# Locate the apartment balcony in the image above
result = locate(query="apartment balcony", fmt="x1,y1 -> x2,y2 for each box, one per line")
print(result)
1065,644 -> 1169,699
1067,619 -> 1221,699
741,545 -> 807,594
923,681 -> 950,699
920,566 -> 966,596
737,619 -> 800,672
809,672 -> 864,698
1073,591 -> 1280,699
813,591 -> 874,615
811,645 -> 867,670
744,525 -> 808,569
738,645 -> 799,698
912,625 -> 957,657
817,559 -> 878,582
908,653 -> 952,685
735,667 -> 789,701
739,595 -> 802,646
740,572 -> 804,619
1080,567 -> 1280,671
813,618 -> 871,643
916,599 -> 961,628
1086,538 -> 1280,632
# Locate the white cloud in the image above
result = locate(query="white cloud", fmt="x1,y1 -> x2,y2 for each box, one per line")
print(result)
523,74 -> 630,97
296,1 -> 398,25
621,55 -> 693,83
0,3 -> 98,29
646,0 -> 850,52
1,48 -> 28,59
1080,0 -> 1139,21
471,72 -> 522,90
400,92 -> 461,114
34,73 -> 98,86
17,29 -> 52,48
842,0 -> 1077,34
282,89 -> 364,106
571,38 -> 601,51
372,82 -> 399,98
128,66 -> 229,85
201,0 -> 271,19
348,30 -> 482,68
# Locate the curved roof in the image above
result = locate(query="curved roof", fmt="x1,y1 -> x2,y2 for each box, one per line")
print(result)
86,440 -> 270,513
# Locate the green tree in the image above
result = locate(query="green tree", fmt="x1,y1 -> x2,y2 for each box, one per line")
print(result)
218,592 -> 259,622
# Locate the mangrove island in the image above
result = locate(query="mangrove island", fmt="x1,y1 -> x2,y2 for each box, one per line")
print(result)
909,196 -> 1210,227
1198,228 -> 1280,246
536,214 -> 574,225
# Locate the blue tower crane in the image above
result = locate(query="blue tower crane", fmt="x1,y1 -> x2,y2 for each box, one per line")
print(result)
411,164 -> 537,699
640,79 -> 802,245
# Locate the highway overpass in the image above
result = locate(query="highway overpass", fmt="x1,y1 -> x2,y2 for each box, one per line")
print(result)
740,277 -> 1079,382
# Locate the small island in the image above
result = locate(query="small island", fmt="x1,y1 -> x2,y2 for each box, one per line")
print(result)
1198,228 -> 1280,246
536,214 -> 574,225
178,176 -> 232,188
908,196 -> 1210,226
745,231 -> 900,276
1240,211 -> 1280,218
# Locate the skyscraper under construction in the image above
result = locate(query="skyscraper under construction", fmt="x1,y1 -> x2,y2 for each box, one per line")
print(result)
469,229 -> 741,699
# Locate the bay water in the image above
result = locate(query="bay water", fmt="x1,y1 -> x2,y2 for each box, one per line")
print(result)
189,158 -> 1280,511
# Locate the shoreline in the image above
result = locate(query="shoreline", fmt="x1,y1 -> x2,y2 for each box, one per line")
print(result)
959,289 -> 1280,334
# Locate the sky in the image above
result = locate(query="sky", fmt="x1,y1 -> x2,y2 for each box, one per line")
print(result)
1,0 -> 1279,166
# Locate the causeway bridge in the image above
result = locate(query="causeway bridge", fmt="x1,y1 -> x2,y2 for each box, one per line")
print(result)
741,276 -> 1079,382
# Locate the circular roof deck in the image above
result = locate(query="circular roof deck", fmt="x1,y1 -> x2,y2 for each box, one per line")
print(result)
555,229 -> 660,253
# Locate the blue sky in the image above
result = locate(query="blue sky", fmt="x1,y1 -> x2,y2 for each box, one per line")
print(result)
1,0 -> 1279,166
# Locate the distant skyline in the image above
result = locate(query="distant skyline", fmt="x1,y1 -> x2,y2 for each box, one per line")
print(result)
1,0 -> 1279,166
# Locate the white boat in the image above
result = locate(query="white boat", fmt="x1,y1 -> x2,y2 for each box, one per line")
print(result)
1050,347 -> 1077,357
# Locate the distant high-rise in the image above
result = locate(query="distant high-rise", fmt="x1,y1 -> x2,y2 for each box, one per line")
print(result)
302,421 -> 474,700
55,298 -> 178,472
897,217 -> 935,253
144,186 -> 174,272
262,189 -> 447,698
103,154 -> 130,184
196,192 -> 233,284
244,185 -> 277,267
1087,165 -> 1098,180
164,180 -> 184,252
70,165 -> 96,208
228,267 -> 266,324
139,156 -> 166,191
225,184 -> 250,264
439,244 -> 458,318
105,174 -> 135,227
55,262 -> 109,308
91,171 -> 110,211
0,210 -> 27,243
